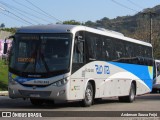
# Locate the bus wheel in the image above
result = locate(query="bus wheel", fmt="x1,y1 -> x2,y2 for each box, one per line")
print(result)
151,89 -> 157,93
30,98 -> 44,106
81,82 -> 93,107
119,83 -> 136,103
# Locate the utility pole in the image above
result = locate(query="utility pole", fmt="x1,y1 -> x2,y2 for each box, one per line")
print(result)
143,11 -> 156,44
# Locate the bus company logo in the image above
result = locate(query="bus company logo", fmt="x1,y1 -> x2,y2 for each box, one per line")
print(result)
2,112 -> 11,117
95,65 -> 110,74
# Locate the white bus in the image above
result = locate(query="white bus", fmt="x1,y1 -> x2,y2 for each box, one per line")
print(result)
152,60 -> 160,93
5,24 -> 153,107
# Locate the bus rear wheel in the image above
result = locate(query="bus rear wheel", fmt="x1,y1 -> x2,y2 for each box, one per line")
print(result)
81,82 -> 93,107
119,83 -> 136,103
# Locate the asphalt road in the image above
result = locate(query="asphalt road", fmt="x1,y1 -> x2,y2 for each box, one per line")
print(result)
0,93 -> 160,120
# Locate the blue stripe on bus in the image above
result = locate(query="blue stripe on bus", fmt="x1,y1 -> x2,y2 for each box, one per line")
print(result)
14,77 -> 36,83
108,62 -> 153,89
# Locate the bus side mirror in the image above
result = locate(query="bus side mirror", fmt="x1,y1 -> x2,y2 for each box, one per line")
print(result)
3,42 -> 8,54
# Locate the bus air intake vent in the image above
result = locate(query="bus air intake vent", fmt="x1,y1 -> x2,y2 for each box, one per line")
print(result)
19,90 -> 51,98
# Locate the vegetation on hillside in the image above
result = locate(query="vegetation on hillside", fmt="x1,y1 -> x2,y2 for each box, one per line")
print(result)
0,27 -> 17,34
0,60 -> 8,91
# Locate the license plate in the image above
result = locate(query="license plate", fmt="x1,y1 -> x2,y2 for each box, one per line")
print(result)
30,94 -> 40,97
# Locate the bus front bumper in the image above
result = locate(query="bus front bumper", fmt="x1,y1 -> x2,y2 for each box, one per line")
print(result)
152,84 -> 160,90
8,82 -> 70,101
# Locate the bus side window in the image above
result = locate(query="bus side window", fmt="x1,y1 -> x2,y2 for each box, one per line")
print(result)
73,38 -> 84,63
102,38 -> 111,60
125,42 -> 134,58
115,39 -> 123,59
86,32 -> 96,61
72,32 -> 85,73
138,45 -> 142,56
147,47 -> 152,58
144,46 -> 148,57
125,45 -> 130,57
94,35 -> 102,60
157,63 -> 160,76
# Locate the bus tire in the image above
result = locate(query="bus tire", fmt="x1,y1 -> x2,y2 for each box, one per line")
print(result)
94,98 -> 102,103
81,82 -> 93,107
30,98 -> 44,106
119,83 -> 136,103
151,89 -> 157,93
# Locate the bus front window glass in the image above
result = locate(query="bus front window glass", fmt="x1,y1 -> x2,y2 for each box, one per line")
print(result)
9,34 -> 72,74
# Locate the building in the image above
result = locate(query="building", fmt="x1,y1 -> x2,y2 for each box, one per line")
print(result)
0,30 -> 12,59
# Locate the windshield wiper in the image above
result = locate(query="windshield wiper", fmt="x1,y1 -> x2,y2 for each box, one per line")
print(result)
41,53 -> 50,73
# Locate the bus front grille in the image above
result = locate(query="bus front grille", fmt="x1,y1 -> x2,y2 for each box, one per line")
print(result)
19,90 -> 51,98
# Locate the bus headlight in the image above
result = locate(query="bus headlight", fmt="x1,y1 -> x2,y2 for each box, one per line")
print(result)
9,76 -> 18,85
8,73 -> 19,85
52,78 -> 68,87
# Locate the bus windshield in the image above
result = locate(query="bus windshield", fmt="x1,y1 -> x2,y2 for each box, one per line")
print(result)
9,33 -> 72,77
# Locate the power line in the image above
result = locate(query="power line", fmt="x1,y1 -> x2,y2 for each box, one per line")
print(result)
12,0 -> 45,15
12,0 -> 53,23
10,0 -> 52,23
0,6 -> 33,25
127,0 -> 143,9
0,10 -> 29,25
111,0 -> 139,13
0,1 -> 52,24
25,0 -> 62,23
0,1 -> 40,24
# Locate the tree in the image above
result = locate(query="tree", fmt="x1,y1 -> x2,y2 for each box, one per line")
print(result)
1,27 -> 17,34
63,20 -> 82,25
85,20 -> 96,27
0,23 -> 5,28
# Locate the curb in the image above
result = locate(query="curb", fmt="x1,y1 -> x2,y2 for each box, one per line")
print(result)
0,91 -> 8,96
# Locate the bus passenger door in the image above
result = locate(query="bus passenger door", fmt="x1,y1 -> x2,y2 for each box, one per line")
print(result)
153,60 -> 160,91
70,33 -> 85,100
156,62 -> 160,81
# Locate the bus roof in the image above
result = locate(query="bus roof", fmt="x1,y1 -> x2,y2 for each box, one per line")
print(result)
16,24 -> 152,47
